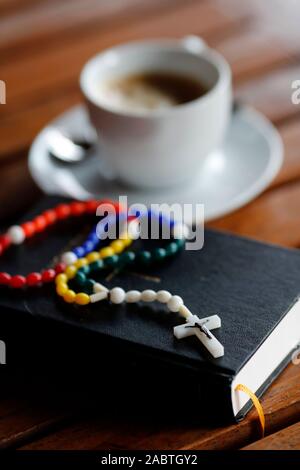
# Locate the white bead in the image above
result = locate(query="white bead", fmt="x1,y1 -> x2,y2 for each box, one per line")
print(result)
7,225 -> 25,245
178,304 -> 194,320
127,220 -> 140,240
125,290 -> 141,303
167,295 -> 184,312
110,287 -> 125,304
61,251 -> 78,266
156,290 -> 172,303
141,289 -> 157,302
173,223 -> 189,240
90,291 -> 108,303
94,282 -> 109,293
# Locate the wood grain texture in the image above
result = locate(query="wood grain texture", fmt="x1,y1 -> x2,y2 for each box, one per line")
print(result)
209,180 -> 300,247
242,421 -> 300,450
20,363 -> 300,450
0,0 -> 300,452
236,63 -> 300,125
0,0 -> 187,59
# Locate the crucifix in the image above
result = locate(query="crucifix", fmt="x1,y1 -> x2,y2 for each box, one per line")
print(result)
174,314 -> 224,358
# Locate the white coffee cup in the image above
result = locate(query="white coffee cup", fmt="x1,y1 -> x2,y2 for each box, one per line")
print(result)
80,36 -> 232,189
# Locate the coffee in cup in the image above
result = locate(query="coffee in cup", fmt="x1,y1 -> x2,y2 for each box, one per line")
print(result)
96,71 -> 208,113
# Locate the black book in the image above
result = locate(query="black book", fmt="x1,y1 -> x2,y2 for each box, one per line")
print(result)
0,196 -> 300,423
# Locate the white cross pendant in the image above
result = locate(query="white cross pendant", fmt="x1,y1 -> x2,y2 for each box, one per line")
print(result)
174,314 -> 224,358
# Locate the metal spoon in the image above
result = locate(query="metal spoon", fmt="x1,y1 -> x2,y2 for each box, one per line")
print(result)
46,127 -> 97,163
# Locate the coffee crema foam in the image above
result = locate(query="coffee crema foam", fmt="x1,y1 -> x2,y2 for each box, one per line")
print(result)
97,72 -> 207,112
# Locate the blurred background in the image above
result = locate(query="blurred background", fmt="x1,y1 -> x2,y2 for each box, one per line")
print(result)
1,0 -> 300,228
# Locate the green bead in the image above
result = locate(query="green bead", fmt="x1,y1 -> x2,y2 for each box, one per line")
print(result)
75,271 -> 86,286
104,255 -> 119,268
83,278 -> 95,294
89,260 -> 104,272
78,265 -> 90,275
152,247 -> 167,261
119,251 -> 136,265
174,238 -> 185,249
165,242 -> 178,256
137,250 -> 152,264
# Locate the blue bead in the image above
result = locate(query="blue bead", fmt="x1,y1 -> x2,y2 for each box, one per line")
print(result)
82,240 -> 95,253
73,246 -> 85,258
87,232 -> 98,243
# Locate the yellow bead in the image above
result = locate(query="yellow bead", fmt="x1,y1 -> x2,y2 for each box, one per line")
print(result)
75,293 -> 90,305
75,258 -> 88,268
56,283 -> 68,296
99,246 -> 115,258
123,237 -> 132,247
63,290 -> 76,303
55,273 -> 67,285
110,239 -> 126,254
65,265 -> 78,279
87,251 -> 100,263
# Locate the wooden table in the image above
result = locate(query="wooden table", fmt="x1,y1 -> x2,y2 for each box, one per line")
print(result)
1,0 -> 300,451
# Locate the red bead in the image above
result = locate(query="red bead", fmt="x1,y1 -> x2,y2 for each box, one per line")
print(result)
70,201 -> 86,216
21,221 -> 35,238
0,234 -> 11,251
10,275 -> 26,289
26,272 -> 42,286
85,200 -> 99,213
55,204 -> 71,220
43,209 -> 57,225
0,272 -> 11,285
54,263 -> 66,274
41,269 -> 56,283
34,215 -> 47,232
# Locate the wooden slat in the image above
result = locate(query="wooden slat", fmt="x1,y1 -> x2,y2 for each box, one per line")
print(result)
0,87 -> 81,159
0,1 -> 243,109
213,29 -> 296,85
236,63 -> 300,125
209,180 -> 300,247
20,363 -> 300,450
0,0 -> 43,16
242,421 -> 300,450
0,0 -> 185,59
273,117 -> 300,187
0,156 -> 41,221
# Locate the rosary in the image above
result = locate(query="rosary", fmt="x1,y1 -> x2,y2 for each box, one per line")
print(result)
0,199 -> 224,359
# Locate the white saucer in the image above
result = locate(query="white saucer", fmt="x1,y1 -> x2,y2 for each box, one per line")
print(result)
29,104 -> 283,223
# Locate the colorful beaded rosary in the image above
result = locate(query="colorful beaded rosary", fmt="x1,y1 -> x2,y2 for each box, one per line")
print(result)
0,199 -> 123,289
55,213 -> 224,359
0,199 -> 224,358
